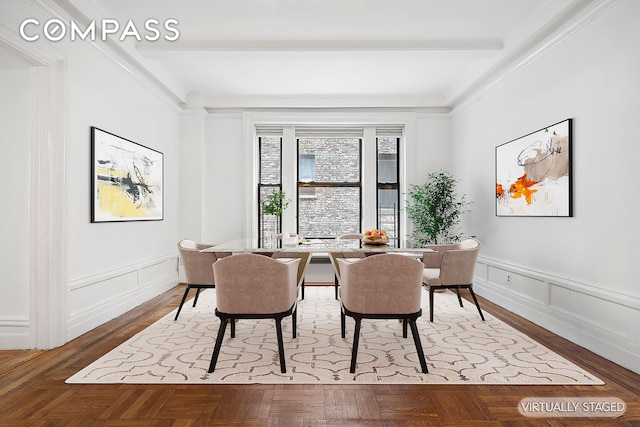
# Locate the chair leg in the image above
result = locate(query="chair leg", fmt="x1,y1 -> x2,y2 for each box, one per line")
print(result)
340,307 -> 346,338
429,288 -> 435,322
208,318 -> 228,372
193,288 -> 202,307
292,306 -> 297,338
275,318 -> 286,373
301,279 -> 305,300
455,288 -> 463,307
174,285 -> 191,321
230,318 -> 236,338
402,319 -> 408,338
409,319 -> 428,373
468,287 -> 485,321
349,318 -> 362,373
334,274 -> 339,300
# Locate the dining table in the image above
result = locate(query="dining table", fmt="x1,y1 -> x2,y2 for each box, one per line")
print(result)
200,239 -> 432,299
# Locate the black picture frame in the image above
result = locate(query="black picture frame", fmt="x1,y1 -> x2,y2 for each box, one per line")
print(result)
495,119 -> 573,217
91,126 -> 164,222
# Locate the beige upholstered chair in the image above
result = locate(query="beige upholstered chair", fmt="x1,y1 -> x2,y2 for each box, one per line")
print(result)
329,251 -> 366,300
422,238 -> 484,322
254,250 -> 311,300
176,239 -> 231,321
337,254 -> 428,373
208,254 -> 300,373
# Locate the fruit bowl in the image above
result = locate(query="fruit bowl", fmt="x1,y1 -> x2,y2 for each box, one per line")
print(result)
362,235 -> 389,245
362,229 -> 389,245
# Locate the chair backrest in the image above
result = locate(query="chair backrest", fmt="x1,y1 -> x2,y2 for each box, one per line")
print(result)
337,254 -> 423,314
439,238 -> 480,286
329,251 -> 366,282
270,251 -> 311,288
421,242 -> 462,268
213,254 -> 300,314
178,239 -> 231,285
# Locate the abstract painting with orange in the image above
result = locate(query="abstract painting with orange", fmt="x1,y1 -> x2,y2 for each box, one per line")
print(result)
495,119 -> 572,216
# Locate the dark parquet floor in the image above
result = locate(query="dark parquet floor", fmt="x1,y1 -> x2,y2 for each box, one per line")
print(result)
0,283 -> 638,426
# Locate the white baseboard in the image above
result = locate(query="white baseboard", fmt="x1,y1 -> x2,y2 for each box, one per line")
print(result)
0,316 -> 33,349
474,256 -> 640,375
66,255 -> 179,341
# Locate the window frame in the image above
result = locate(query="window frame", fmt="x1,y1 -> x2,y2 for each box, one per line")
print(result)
296,137 -> 363,239
376,136 -> 400,248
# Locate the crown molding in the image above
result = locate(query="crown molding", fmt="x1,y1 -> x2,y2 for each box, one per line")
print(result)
137,39 -> 503,54
449,0 -> 621,111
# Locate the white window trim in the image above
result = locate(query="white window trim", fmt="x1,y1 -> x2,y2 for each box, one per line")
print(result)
244,111 -> 417,247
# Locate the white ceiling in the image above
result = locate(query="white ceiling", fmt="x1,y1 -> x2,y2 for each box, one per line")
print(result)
64,0 -> 602,109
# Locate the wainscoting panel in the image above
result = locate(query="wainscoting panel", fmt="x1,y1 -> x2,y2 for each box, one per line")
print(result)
0,316 -> 32,349
66,255 -> 179,342
475,256 -> 640,374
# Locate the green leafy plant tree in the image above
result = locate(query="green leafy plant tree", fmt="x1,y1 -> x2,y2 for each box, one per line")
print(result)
261,190 -> 290,217
405,171 -> 472,245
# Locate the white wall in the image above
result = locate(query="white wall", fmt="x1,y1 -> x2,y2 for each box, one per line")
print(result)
0,0 -> 182,347
451,0 -> 640,373
199,111 -> 452,245
64,39 -> 181,340
0,67 -> 31,345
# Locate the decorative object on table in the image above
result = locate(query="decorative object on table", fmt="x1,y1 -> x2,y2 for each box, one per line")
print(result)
91,127 -> 163,222
362,228 -> 389,245
495,118 -> 572,217
405,170 -> 471,245
260,190 -> 290,248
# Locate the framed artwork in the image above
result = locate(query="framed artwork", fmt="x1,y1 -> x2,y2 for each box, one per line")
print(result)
496,119 -> 572,217
91,127 -> 164,222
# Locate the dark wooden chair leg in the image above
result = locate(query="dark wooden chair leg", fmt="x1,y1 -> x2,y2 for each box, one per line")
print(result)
275,318 -> 286,373
174,285 -> 191,321
402,319 -> 408,338
335,274 -> 339,300
349,318 -> 362,374
455,287 -> 463,307
192,288 -> 202,307
340,307 -> 346,338
301,279 -> 305,300
429,288 -> 435,322
208,318 -> 228,372
409,319 -> 428,373
292,307 -> 297,338
468,287 -> 485,321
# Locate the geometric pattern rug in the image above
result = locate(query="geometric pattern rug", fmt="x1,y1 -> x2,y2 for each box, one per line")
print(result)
66,286 -> 603,385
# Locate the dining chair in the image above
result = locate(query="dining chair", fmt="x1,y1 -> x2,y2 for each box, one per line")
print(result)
208,254 -> 300,373
421,238 -> 484,322
256,250 -> 311,300
329,251 -> 366,300
176,239 -> 231,321
337,254 -> 429,373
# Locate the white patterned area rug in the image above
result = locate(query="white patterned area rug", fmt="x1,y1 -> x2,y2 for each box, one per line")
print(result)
67,286 -> 602,385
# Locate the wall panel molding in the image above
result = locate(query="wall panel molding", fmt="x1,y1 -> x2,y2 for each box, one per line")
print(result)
474,255 -> 640,374
66,255 -> 179,341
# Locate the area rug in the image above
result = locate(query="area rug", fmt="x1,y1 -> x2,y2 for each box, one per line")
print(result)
66,286 -> 602,385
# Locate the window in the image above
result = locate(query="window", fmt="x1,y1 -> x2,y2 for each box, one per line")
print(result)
297,137 -> 361,238
256,124 -> 402,245
257,134 -> 282,247
377,136 -> 400,248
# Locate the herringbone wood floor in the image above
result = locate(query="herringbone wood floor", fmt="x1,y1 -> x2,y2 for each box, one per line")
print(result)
1,284 -> 638,426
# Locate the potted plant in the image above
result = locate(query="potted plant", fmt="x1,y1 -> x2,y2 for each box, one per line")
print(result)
261,190 -> 290,248
405,170 -> 472,245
